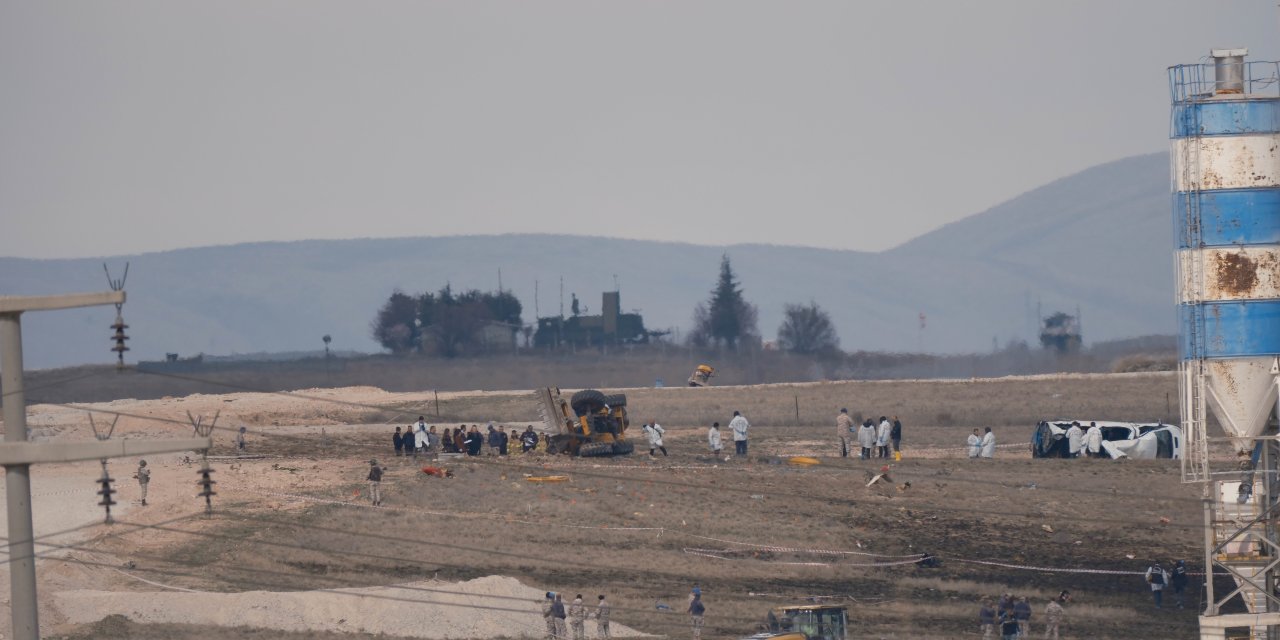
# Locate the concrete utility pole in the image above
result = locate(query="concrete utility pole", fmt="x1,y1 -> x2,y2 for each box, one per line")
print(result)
0,291 -> 211,640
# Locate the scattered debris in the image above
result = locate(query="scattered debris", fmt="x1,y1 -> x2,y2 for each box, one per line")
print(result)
421,466 -> 454,478
1041,524 -> 1054,533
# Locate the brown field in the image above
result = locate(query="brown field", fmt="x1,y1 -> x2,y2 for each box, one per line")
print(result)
6,372 -> 1216,639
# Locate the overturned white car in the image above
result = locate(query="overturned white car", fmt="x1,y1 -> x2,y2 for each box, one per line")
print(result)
1031,420 -> 1182,460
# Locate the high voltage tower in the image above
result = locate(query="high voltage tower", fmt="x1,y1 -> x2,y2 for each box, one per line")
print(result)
0,281 -> 212,640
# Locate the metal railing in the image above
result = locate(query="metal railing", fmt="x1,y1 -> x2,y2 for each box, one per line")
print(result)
1169,60 -> 1280,105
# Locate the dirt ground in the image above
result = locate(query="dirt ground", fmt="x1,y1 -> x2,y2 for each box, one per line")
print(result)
3,373 -> 1212,639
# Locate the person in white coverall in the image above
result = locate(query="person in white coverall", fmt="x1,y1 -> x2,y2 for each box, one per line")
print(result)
967,429 -> 982,459
1066,422 -> 1083,458
729,411 -> 750,456
707,422 -> 722,455
858,421 -> 877,460
644,421 -> 668,457
876,417 -> 892,459
1085,422 -> 1103,458
980,427 -> 996,458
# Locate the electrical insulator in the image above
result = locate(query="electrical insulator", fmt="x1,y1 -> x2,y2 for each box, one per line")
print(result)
110,313 -> 130,369
97,469 -> 116,524
197,466 -> 216,514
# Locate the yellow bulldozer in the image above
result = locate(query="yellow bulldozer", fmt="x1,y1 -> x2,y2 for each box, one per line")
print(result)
742,605 -> 848,640
535,387 -> 635,457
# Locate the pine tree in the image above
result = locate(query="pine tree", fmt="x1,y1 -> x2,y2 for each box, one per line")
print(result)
695,255 -> 758,349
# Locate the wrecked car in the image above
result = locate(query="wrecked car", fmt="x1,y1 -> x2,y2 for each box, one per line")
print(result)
1031,420 -> 1181,460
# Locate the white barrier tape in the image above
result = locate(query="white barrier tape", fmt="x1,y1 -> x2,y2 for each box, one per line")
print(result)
681,532 -> 921,559
949,558 -> 1147,575
110,566 -> 201,592
683,548 -> 923,568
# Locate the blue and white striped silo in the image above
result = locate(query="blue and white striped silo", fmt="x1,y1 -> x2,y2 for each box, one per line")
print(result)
1172,49 -> 1280,468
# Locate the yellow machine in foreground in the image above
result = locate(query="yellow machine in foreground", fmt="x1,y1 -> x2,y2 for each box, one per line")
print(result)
536,387 -> 634,457
742,605 -> 848,640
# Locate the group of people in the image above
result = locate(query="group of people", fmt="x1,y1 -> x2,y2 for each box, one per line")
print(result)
1063,421 -> 1107,458
706,411 -> 751,457
393,418 -> 544,459
967,427 -> 998,458
542,592 -> 611,640
1145,560 -> 1190,609
979,591 -> 1067,640
837,410 -> 902,460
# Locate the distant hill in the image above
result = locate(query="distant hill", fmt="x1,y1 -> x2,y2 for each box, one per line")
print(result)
0,152 -> 1174,370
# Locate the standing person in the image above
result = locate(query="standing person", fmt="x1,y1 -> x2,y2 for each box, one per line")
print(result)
858,420 -> 877,460
413,417 -> 428,458
499,427 -> 510,456
1171,559 -> 1189,609
552,593 -> 569,640
967,429 -> 982,459
1066,422 -> 1083,458
236,426 -> 248,452
542,593 -> 558,640
980,427 -> 996,458
729,411 -> 750,456
708,422 -> 723,456
876,416 -> 892,459
522,426 -> 540,453
644,420 -> 668,457
393,426 -> 405,457
467,426 -> 484,456
367,459 -> 383,506
688,593 -> 706,640
891,416 -> 903,456
999,607 -> 1020,640
415,421 -> 430,459
134,460 -> 151,506
454,427 -> 466,454
1085,422 -> 1103,458
570,594 -> 587,640
487,424 -> 501,456
427,425 -> 440,459
594,594 -> 610,639
978,598 -> 996,640
836,409 -> 855,457
1043,593 -> 1066,640
1013,596 -> 1031,638
1145,561 -> 1169,608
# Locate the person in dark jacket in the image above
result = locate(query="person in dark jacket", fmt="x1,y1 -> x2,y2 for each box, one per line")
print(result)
890,416 -> 903,454
522,426 -> 540,452
453,428 -> 466,453
498,429 -> 510,456
998,608 -> 1019,640
393,427 -> 404,456
552,593 -> 568,640
1171,559 -> 1190,609
1012,596 -> 1031,638
466,426 -> 484,456
487,424 -> 501,456
978,599 -> 996,640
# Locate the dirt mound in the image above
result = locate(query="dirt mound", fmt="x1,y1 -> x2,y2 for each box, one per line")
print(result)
54,575 -> 645,639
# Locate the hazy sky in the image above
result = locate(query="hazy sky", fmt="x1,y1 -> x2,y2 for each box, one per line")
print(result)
3,1 -> 1279,259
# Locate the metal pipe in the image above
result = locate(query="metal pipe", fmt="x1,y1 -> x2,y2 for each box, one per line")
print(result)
1205,496 -> 1217,615
0,313 -> 38,640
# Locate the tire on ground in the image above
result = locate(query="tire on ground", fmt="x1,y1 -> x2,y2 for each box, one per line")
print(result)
612,441 -> 635,455
579,442 -> 614,457
570,389 -> 607,416
603,394 -> 627,408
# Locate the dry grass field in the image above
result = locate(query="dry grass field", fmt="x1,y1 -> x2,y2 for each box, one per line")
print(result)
17,372 -> 1212,639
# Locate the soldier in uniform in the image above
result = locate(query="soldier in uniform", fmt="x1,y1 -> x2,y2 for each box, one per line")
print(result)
570,594 -> 587,640
836,409 -> 854,457
134,460 -> 151,506
594,594 -> 610,639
